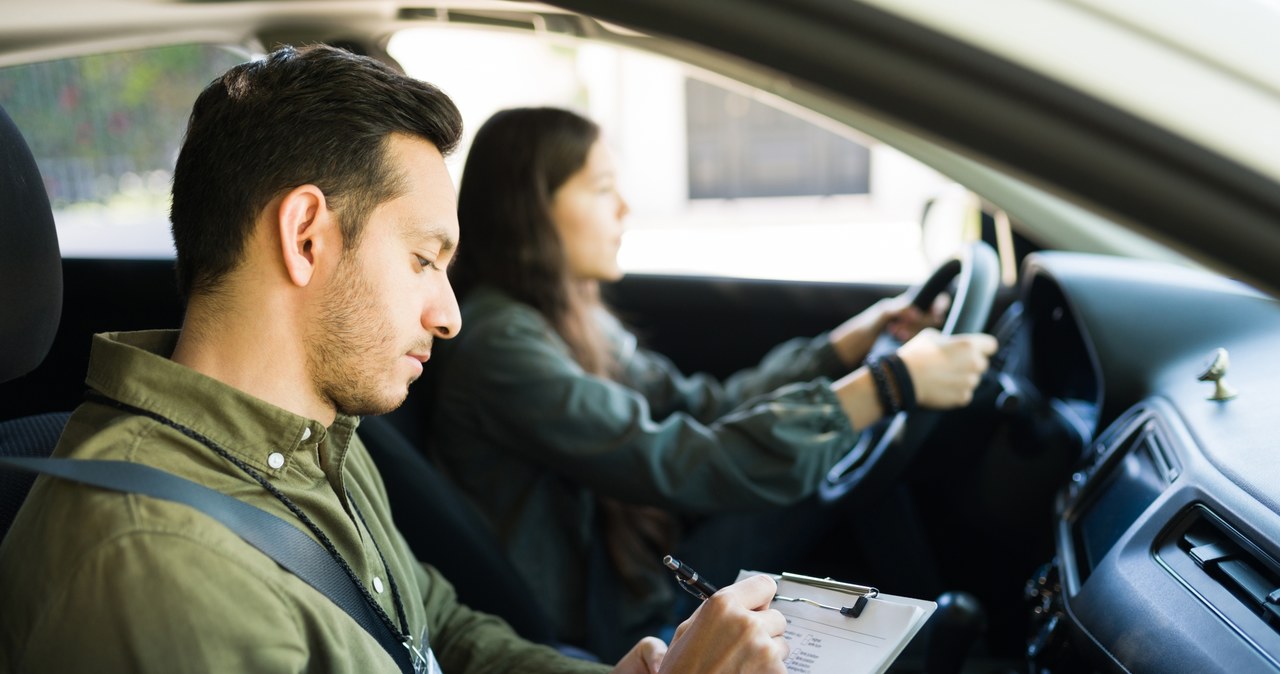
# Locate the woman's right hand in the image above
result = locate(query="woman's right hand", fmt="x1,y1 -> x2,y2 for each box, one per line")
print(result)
895,328 -> 997,409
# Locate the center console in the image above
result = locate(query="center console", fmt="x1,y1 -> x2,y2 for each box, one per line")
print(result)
1025,404 -> 1182,672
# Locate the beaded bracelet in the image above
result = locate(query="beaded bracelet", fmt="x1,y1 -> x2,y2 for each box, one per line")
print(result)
866,357 -> 900,416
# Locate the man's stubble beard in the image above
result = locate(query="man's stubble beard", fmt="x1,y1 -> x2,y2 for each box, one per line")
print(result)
306,255 -> 415,417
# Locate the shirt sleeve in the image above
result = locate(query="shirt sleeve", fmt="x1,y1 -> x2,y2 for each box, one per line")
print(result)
444,307 -> 859,514
15,522 -> 608,674
619,330 -> 849,423
421,563 -> 610,674
17,531 -> 312,673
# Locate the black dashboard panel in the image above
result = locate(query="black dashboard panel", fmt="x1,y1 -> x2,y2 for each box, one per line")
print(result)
1025,273 -> 1101,412
1013,253 -> 1280,673
1067,409 -> 1177,584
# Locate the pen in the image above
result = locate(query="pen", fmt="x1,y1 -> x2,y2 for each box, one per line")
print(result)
663,554 -> 719,600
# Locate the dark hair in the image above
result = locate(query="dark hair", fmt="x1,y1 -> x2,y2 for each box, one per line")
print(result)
455,108 -> 676,591
453,107 -> 614,376
170,44 -> 463,298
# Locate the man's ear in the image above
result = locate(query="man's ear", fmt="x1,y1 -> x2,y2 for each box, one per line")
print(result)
276,184 -> 338,288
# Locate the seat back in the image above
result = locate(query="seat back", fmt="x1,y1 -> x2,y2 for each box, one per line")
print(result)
0,104 -> 62,383
0,412 -> 70,539
358,415 -> 561,646
0,103 -> 68,542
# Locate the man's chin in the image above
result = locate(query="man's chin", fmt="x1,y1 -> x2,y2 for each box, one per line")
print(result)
335,389 -> 409,418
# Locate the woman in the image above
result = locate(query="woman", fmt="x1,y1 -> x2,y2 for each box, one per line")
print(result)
425,107 -> 994,659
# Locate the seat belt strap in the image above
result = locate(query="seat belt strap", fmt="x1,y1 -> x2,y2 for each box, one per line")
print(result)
0,456 -> 415,674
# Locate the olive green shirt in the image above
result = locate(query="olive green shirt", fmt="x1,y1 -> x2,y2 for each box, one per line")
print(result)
426,287 -> 859,657
0,330 -> 608,674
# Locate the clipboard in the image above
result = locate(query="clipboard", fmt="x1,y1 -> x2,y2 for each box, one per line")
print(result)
737,569 -> 937,674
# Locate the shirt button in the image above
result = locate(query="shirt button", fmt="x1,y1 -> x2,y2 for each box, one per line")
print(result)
373,576 -> 385,594
267,452 -> 285,469
301,427 -> 312,442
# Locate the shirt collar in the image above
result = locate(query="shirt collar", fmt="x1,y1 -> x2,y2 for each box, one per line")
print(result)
84,330 -> 360,480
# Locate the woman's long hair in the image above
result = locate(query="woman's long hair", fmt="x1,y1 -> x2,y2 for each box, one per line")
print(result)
454,107 -> 676,596
453,107 -> 614,377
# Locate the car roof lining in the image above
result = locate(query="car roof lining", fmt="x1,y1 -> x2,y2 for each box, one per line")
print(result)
0,0 -> 1261,289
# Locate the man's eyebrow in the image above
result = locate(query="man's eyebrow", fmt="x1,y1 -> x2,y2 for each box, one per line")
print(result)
399,219 -> 456,253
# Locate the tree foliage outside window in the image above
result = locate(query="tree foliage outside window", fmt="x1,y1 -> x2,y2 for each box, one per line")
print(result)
0,45 -> 245,221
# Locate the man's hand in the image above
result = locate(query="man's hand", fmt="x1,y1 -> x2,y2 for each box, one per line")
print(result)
611,636 -> 668,674
896,328 -> 997,408
656,574 -> 789,673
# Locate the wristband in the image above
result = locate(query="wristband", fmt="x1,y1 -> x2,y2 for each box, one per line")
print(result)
883,354 -> 917,411
866,357 -> 900,416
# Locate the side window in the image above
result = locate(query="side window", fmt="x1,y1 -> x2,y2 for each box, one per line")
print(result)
685,78 -> 870,199
0,45 -> 248,258
393,27 -> 962,284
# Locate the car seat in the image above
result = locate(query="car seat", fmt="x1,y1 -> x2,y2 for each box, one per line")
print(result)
359,414 -> 573,649
0,103 -> 69,541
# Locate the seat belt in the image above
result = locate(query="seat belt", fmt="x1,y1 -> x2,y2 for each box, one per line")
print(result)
0,456 -> 417,674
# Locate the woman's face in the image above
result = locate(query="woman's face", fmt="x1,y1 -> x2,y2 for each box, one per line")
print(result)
549,139 -> 629,282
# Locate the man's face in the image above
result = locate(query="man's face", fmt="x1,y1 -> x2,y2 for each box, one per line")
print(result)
306,134 -> 461,417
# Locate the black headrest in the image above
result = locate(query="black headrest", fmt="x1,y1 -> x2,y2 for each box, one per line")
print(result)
0,105 -> 62,383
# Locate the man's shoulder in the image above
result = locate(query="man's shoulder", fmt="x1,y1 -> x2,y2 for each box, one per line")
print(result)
0,405 -> 284,620
0,494 -> 312,672
0,451 -> 281,585
0,470 -> 287,652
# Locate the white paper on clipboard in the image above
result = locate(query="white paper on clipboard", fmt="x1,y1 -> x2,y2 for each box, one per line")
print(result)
736,570 -> 936,674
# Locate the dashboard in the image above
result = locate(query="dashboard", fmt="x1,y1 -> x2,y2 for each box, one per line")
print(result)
1005,252 -> 1280,672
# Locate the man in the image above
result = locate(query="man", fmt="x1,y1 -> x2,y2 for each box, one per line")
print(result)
0,45 -> 787,672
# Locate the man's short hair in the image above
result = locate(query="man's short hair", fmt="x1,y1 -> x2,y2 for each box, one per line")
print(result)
170,44 -> 462,298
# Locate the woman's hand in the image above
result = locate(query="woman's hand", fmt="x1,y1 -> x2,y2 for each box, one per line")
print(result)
831,326 -> 996,427
829,293 -> 948,368
896,328 -> 997,409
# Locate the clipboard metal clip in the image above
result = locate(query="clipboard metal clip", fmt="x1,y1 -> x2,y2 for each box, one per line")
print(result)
775,572 -> 880,619
781,572 -> 880,598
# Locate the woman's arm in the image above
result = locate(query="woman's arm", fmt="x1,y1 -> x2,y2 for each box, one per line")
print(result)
439,306 -> 857,513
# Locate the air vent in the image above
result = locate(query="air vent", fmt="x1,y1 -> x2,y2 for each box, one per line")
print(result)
1157,504 -> 1280,657
1181,516 -> 1280,629
1143,427 -> 1180,484
397,9 -> 587,37
397,8 -> 438,20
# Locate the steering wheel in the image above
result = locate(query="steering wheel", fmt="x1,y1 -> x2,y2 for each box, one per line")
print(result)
818,241 -> 1000,504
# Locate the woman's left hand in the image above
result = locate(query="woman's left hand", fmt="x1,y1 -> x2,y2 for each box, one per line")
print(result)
829,292 -> 947,367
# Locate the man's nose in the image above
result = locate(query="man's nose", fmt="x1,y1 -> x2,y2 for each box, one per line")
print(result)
424,280 -> 462,339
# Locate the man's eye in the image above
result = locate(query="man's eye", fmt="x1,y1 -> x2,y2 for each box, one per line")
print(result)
416,255 -> 438,270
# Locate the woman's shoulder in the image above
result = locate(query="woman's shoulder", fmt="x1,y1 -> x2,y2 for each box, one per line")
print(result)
460,286 -> 550,333
450,286 -> 565,359
438,287 -> 581,380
